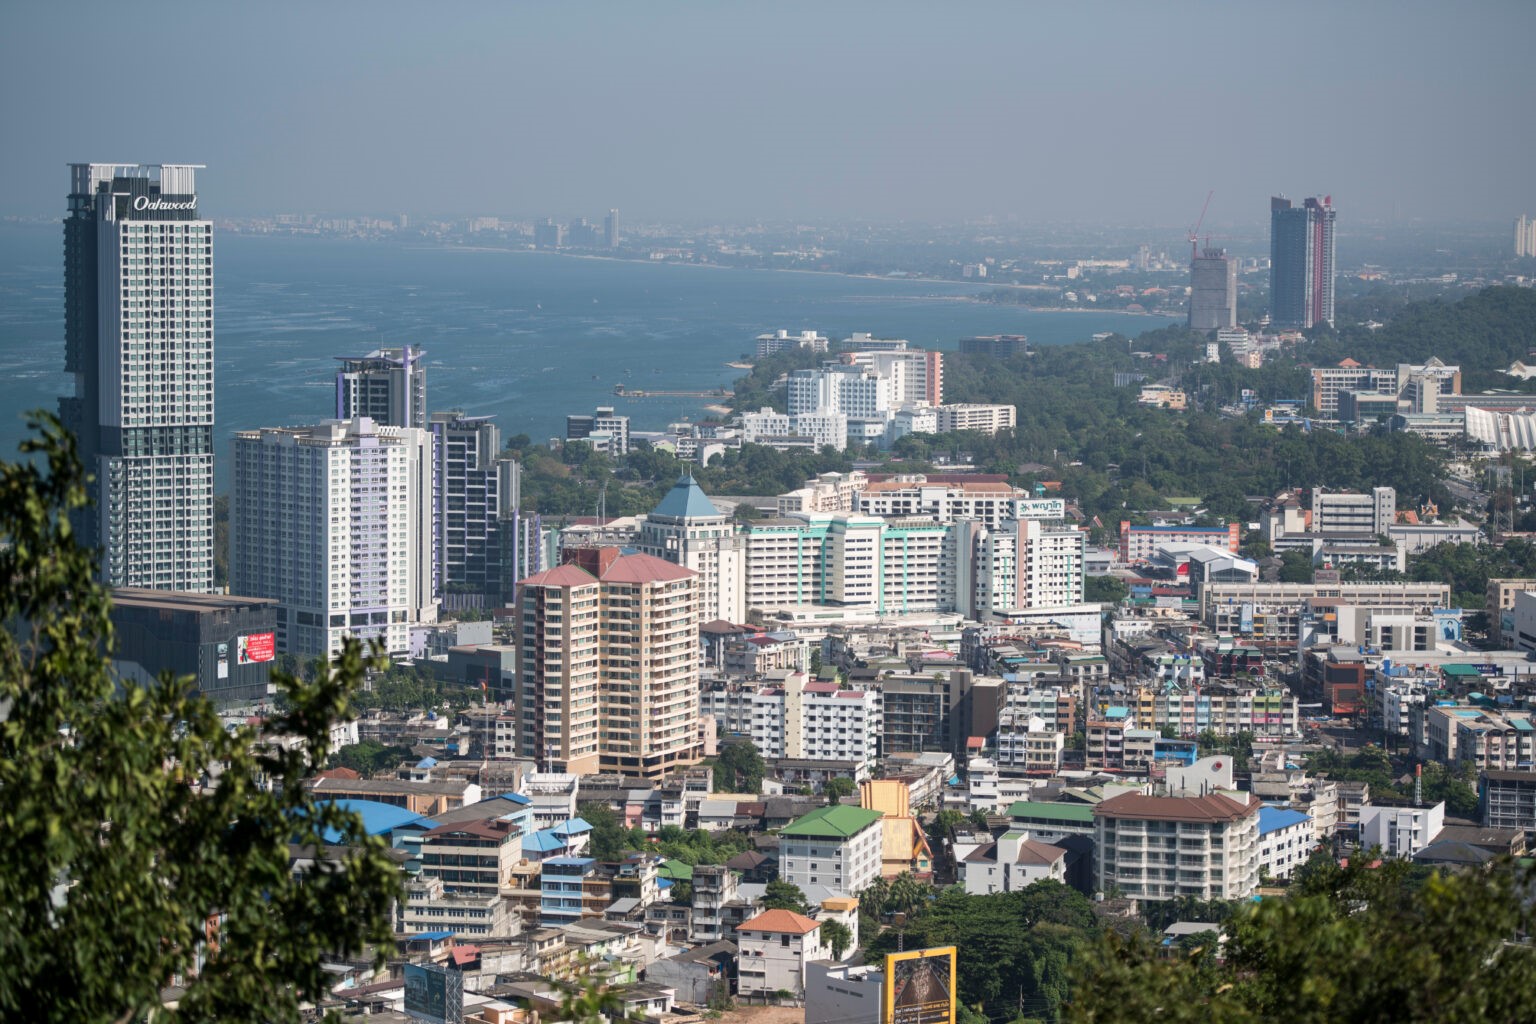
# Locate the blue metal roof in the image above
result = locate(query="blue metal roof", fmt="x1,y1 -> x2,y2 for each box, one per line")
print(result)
316,799 -> 432,842
488,792 -> 532,806
524,829 -> 566,853
555,816 -> 592,835
1258,806 -> 1311,836
650,473 -> 721,519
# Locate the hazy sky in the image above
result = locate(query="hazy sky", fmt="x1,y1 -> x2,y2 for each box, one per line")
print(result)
4,1 -> 1532,226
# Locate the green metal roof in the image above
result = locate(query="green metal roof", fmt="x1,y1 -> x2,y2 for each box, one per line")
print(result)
658,859 -> 694,880
779,804 -> 884,838
1006,801 -> 1096,823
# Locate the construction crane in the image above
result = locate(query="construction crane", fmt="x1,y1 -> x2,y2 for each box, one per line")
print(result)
1187,189 -> 1214,263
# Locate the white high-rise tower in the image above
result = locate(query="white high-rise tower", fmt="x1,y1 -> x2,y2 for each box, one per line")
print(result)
61,164 -> 215,591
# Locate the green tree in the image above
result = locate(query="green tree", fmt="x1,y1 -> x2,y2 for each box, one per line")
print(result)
1277,549 -> 1314,583
864,883 -> 1098,1020
328,739 -> 416,777
578,802 -> 631,861
927,807 -> 968,843
762,880 -> 812,914
821,918 -> 853,959
1084,575 -> 1128,605
713,739 -> 766,793
886,872 -> 928,919
1069,857 -> 1536,1023
0,414 -> 401,1022
823,777 -> 856,803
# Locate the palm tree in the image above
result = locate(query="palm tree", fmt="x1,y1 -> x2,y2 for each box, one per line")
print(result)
887,872 -> 927,919
860,877 -> 892,917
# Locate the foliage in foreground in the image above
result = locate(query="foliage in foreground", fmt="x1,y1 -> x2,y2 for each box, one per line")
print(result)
0,414 -> 401,1022
1068,857 -> 1536,1023
863,882 -> 1098,1021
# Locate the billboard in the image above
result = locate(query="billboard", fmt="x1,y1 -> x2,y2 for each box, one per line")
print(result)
404,963 -> 463,1024
1433,609 -> 1463,643
1014,498 -> 1066,520
237,632 -> 276,665
884,947 -> 956,1024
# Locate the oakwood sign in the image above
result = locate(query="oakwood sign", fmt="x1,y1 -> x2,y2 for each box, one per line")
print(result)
133,195 -> 197,212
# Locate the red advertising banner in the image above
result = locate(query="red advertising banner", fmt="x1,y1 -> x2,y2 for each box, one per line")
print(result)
238,632 -> 276,665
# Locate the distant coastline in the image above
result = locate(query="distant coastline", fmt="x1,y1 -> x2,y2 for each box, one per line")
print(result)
385,240 -> 1178,318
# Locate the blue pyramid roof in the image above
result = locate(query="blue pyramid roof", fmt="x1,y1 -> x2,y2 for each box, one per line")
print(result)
651,473 -> 722,520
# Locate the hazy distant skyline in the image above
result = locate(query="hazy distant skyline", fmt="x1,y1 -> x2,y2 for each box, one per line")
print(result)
4,1 -> 1533,227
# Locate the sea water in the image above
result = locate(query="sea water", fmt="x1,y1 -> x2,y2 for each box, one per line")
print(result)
0,223 -> 1174,489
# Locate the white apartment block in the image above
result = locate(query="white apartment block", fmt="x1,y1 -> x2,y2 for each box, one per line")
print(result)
935,404 -> 1017,435
888,406 -> 939,442
1311,486 -> 1396,535
858,477 -> 1025,526
960,830 -> 1067,895
731,675 -> 882,777
953,518 -> 1086,618
777,805 -> 886,895
397,875 -> 516,939
1256,807 -> 1313,881
64,163 -> 216,592
231,417 -> 437,660
756,329 -> 829,358
777,471 -> 867,515
1358,801 -> 1445,859
839,349 -> 943,406
1095,792 -> 1261,901
739,407 -> 848,452
787,365 -> 895,419
741,512 -> 951,614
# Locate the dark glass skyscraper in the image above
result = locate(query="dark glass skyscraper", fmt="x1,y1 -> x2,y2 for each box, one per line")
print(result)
1189,247 -> 1237,330
61,163 -> 215,592
1270,195 -> 1336,329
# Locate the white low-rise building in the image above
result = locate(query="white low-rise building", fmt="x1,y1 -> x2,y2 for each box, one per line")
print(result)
1358,801 -> 1445,859
960,830 -> 1067,895
737,909 -> 825,999
1256,806 -> 1314,880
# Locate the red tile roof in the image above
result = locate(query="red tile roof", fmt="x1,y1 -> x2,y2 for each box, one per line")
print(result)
519,564 -> 598,588
422,819 -> 518,841
1094,792 -> 1258,824
739,909 -> 821,935
599,552 -> 697,584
